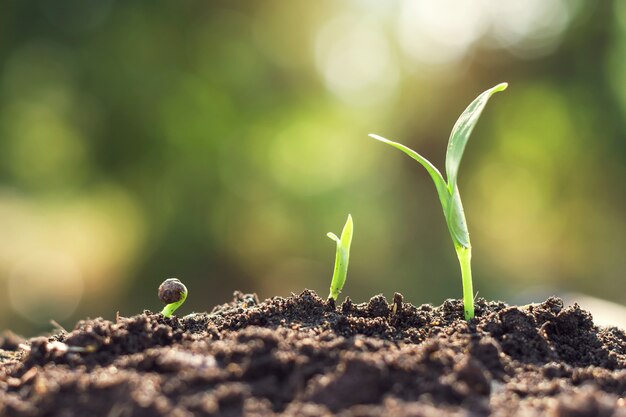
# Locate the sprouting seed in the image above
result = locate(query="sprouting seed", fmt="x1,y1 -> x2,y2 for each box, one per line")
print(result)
370,83 -> 507,320
158,278 -> 188,317
328,214 -> 354,300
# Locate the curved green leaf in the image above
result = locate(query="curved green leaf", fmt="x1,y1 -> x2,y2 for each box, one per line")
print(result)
369,134 -> 450,211
445,82 -> 507,193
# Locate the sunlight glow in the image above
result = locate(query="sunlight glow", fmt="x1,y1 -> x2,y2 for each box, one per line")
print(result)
315,15 -> 399,105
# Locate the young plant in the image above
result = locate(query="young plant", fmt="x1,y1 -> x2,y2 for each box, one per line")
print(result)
158,278 -> 188,317
328,214 -> 354,300
369,83 -> 507,320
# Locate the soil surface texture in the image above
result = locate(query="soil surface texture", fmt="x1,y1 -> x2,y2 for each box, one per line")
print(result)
1,290 -> 625,416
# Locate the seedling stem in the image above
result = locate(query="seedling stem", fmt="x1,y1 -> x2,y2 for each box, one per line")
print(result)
455,244 -> 473,319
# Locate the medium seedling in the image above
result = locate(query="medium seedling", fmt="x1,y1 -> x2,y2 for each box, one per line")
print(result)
158,278 -> 188,317
328,214 -> 354,300
370,83 -> 507,320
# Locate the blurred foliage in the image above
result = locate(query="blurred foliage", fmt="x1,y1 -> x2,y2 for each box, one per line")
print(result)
1,1 -> 626,335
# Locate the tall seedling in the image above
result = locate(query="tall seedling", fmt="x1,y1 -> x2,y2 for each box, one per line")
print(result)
370,83 -> 507,320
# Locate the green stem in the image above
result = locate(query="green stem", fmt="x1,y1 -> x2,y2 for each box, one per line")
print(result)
455,244 -> 474,320
161,290 -> 187,317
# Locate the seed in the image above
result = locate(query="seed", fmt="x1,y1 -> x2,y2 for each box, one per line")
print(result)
158,278 -> 187,304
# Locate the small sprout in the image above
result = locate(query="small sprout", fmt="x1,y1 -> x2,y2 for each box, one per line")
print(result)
158,278 -> 188,317
370,83 -> 507,320
328,214 -> 354,300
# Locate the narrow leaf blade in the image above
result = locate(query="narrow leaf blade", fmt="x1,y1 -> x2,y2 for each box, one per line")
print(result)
328,214 -> 353,300
445,82 -> 507,192
340,214 -> 353,247
369,133 -> 450,209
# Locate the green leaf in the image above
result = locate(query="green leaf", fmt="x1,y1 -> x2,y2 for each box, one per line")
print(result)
446,185 -> 470,248
368,134 -> 451,212
328,214 -> 354,300
445,82 -> 507,193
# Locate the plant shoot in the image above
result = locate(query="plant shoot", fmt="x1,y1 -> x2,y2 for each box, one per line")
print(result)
328,214 -> 354,300
158,278 -> 188,317
369,83 -> 507,320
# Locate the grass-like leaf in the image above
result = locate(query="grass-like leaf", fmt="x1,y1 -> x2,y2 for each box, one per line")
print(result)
368,134 -> 450,213
328,214 -> 354,300
369,83 -> 507,319
446,83 -> 508,194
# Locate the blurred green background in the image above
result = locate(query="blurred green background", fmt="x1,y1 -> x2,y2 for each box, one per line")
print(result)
2,1 -> 626,335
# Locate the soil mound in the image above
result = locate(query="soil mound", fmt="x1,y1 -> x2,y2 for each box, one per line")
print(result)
1,290 -> 625,416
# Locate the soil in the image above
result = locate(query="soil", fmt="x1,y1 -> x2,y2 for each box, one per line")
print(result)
1,290 -> 625,416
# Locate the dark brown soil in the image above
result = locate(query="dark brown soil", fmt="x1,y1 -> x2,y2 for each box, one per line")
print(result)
1,290 -> 625,416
